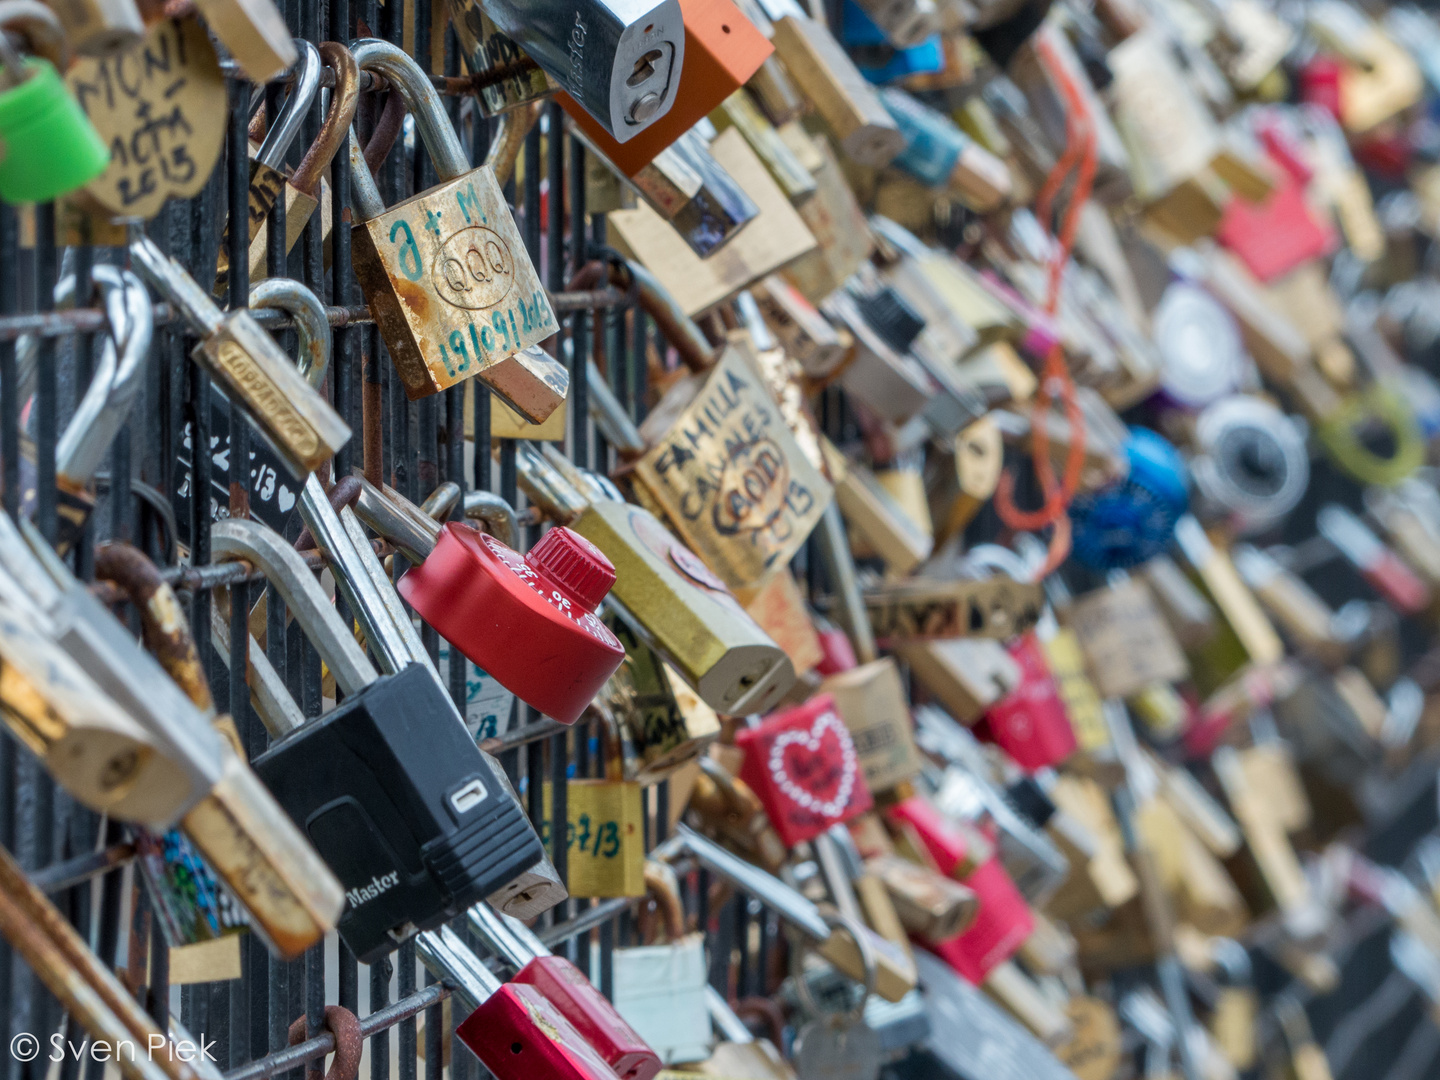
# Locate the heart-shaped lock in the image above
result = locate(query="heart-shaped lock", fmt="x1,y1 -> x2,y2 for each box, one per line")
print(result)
737,694 -> 874,848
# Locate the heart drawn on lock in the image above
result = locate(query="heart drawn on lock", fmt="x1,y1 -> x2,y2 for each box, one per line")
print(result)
766,710 -> 858,818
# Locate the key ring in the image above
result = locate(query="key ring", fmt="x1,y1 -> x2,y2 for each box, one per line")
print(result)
790,910 -> 878,1027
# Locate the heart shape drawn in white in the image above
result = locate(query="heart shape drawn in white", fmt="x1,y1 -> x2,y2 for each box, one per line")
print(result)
767,710 -> 858,819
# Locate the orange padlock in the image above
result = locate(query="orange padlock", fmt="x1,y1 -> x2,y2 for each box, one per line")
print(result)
559,0 -> 773,178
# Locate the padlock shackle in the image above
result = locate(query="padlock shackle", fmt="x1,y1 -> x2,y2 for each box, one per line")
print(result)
349,38 -> 469,179
211,517 -> 379,698
255,39 -> 322,171
484,100 -> 542,190
605,258 -> 718,373
291,42 -> 361,197
129,233 -> 225,338
351,474 -> 440,565
514,441 -> 592,525
463,490 -> 519,550
57,267 -> 153,487
416,926 -> 502,1011
660,824 -> 832,941
465,902 -> 544,968
421,481 -> 462,521
0,1 -> 69,70
248,278 -> 331,390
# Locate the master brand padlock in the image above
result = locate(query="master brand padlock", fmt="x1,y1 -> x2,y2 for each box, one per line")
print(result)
558,0 -> 771,175
483,0 -> 684,142
468,903 -> 661,1080
219,517 -> 545,963
611,863 -> 712,1063
0,5 -> 108,204
417,926 -> 628,1080
736,693 -> 875,849
129,233 -> 350,479
347,40 -> 563,411
213,39 -> 320,298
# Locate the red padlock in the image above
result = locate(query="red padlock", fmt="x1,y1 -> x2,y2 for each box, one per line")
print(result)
813,619 -> 858,677
736,693 -> 874,848
887,795 -> 1033,984
398,522 -> 626,724
978,633 -> 1076,773
468,905 -> 660,1080
1215,171 -> 1337,283
419,928 -> 625,1080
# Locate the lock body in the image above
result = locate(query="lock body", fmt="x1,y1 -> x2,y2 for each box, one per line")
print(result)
570,499 -> 795,716
736,693 -> 875,848
486,0 -> 685,141
252,664 -> 544,963
456,981 -> 627,1080
560,0 -> 771,173
399,524 -> 625,724
981,634 -> 1076,772
352,168 -> 560,406
0,59 -> 110,205
450,0 -> 554,116
192,313 -> 353,478
515,956 -> 661,1080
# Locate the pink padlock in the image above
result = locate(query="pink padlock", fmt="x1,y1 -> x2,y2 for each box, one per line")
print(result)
978,633 -> 1076,772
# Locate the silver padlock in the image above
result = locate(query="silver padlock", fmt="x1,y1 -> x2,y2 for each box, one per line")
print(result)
791,911 -> 884,1080
479,0 -> 684,141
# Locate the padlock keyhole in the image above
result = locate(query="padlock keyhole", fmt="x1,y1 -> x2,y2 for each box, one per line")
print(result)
627,50 -> 664,86
511,1042 -> 523,1054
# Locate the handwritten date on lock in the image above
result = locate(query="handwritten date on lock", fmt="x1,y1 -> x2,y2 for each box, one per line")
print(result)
353,173 -> 557,400
641,364 -> 818,580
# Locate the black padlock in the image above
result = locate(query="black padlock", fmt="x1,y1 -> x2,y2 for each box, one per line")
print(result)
212,515 -> 545,964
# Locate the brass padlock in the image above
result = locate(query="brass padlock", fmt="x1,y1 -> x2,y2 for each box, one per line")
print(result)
1067,578 -> 1190,701
348,40 -> 564,413
863,576 -> 1044,647
558,724 -> 647,898
820,658 -> 922,794
44,0 -> 142,57
191,0 -> 297,83
448,0 -> 553,117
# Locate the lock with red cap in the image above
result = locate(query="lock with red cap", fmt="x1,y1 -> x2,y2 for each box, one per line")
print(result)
395,516 -> 626,725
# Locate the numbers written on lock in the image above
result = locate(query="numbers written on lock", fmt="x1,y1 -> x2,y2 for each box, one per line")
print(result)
68,17 -> 227,219
541,813 -> 630,860
377,179 -> 555,379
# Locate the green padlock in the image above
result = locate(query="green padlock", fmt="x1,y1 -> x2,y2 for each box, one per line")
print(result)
0,53 -> 109,205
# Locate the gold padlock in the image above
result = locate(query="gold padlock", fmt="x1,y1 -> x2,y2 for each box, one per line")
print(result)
821,658 -> 923,794
348,42 -> 564,413
561,724 -> 647,898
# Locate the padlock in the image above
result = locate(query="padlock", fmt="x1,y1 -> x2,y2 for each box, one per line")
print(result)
1308,0 -> 1422,133
449,0 -> 553,116
227,42 -> 357,292
558,0 -> 771,175
1317,503 -> 1432,616
483,0 -> 684,142
213,39 -> 320,297
1232,545 -> 1350,665
217,516 -> 545,964
11,264 -> 152,552
467,903 -> 662,1080
559,720 -> 647,897
790,911 -> 885,1080
0,573 -> 188,826
1367,479 -> 1440,588
769,14 -> 903,167
1190,395 -> 1309,535
129,233 -> 350,479
0,5 -> 108,204
820,659 -> 922,794
657,822 -> 915,1001
878,88 -> 1011,211
592,622 -> 723,785
354,477 -> 626,726
632,344 -> 833,590
612,863 -> 712,1064
295,467 -> 570,923
736,693 -> 875,849
833,459 -> 933,576
678,988 -> 798,1080
346,40 -> 563,411
1067,578 -> 1190,702
578,125 -> 759,257
710,87 -> 816,204
187,0 -> 294,82
886,794 -> 1034,984
751,274 -> 850,378
91,541 -> 344,958
864,853 -> 977,944
43,0 -> 142,57
979,633 -> 1077,772
417,926 -> 626,1080
1173,514 -> 1285,669
863,575 -> 1044,647
900,640 -> 1020,724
